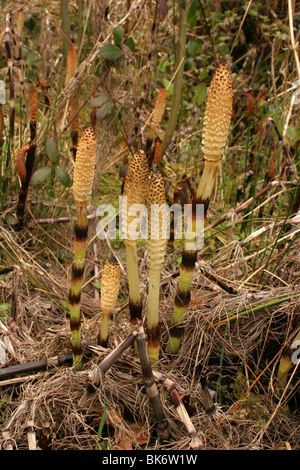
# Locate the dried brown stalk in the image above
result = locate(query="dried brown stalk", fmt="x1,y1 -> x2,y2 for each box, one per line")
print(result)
16,143 -> 36,228
135,325 -> 170,440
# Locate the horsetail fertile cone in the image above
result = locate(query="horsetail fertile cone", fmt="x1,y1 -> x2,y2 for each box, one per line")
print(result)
146,169 -> 167,361
15,145 -> 30,182
69,126 -> 96,370
122,150 -> 149,327
167,61 -> 233,354
66,44 -> 77,84
99,254 -> 121,347
146,88 -> 167,152
196,59 -> 233,204
29,83 -> 38,141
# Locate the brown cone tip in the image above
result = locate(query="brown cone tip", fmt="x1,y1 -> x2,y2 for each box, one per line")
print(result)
15,145 -> 30,181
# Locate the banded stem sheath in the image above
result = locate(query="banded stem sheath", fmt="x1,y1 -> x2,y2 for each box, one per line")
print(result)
122,151 -> 149,327
99,254 -> 121,347
276,330 -> 300,415
69,126 -> 96,370
69,205 -> 88,370
146,169 -> 167,361
167,61 -> 233,353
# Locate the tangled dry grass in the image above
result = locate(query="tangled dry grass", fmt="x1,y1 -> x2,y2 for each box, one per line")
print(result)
0,224 -> 299,450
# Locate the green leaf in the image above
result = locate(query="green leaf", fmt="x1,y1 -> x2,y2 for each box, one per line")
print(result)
46,139 -> 59,164
125,36 -> 135,52
113,26 -> 124,47
61,300 -> 70,313
100,43 -> 122,61
55,167 -> 71,187
187,0 -> 199,27
5,214 -> 18,225
96,403 -> 107,450
93,92 -> 114,120
31,166 -> 52,185
193,82 -> 207,105
0,303 -> 10,311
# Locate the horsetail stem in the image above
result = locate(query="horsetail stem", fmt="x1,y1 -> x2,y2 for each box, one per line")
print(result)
16,143 -> 36,228
69,126 -> 96,370
135,325 -> 170,440
66,44 -> 78,158
29,83 -> 38,141
146,88 -> 167,153
122,150 -> 149,327
98,254 -> 121,347
146,169 -> 167,361
167,60 -> 233,354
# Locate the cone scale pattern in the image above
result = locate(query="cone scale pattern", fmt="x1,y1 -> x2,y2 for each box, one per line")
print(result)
99,254 -> 121,347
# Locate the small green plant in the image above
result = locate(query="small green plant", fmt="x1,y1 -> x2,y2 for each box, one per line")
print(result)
95,403 -> 107,450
